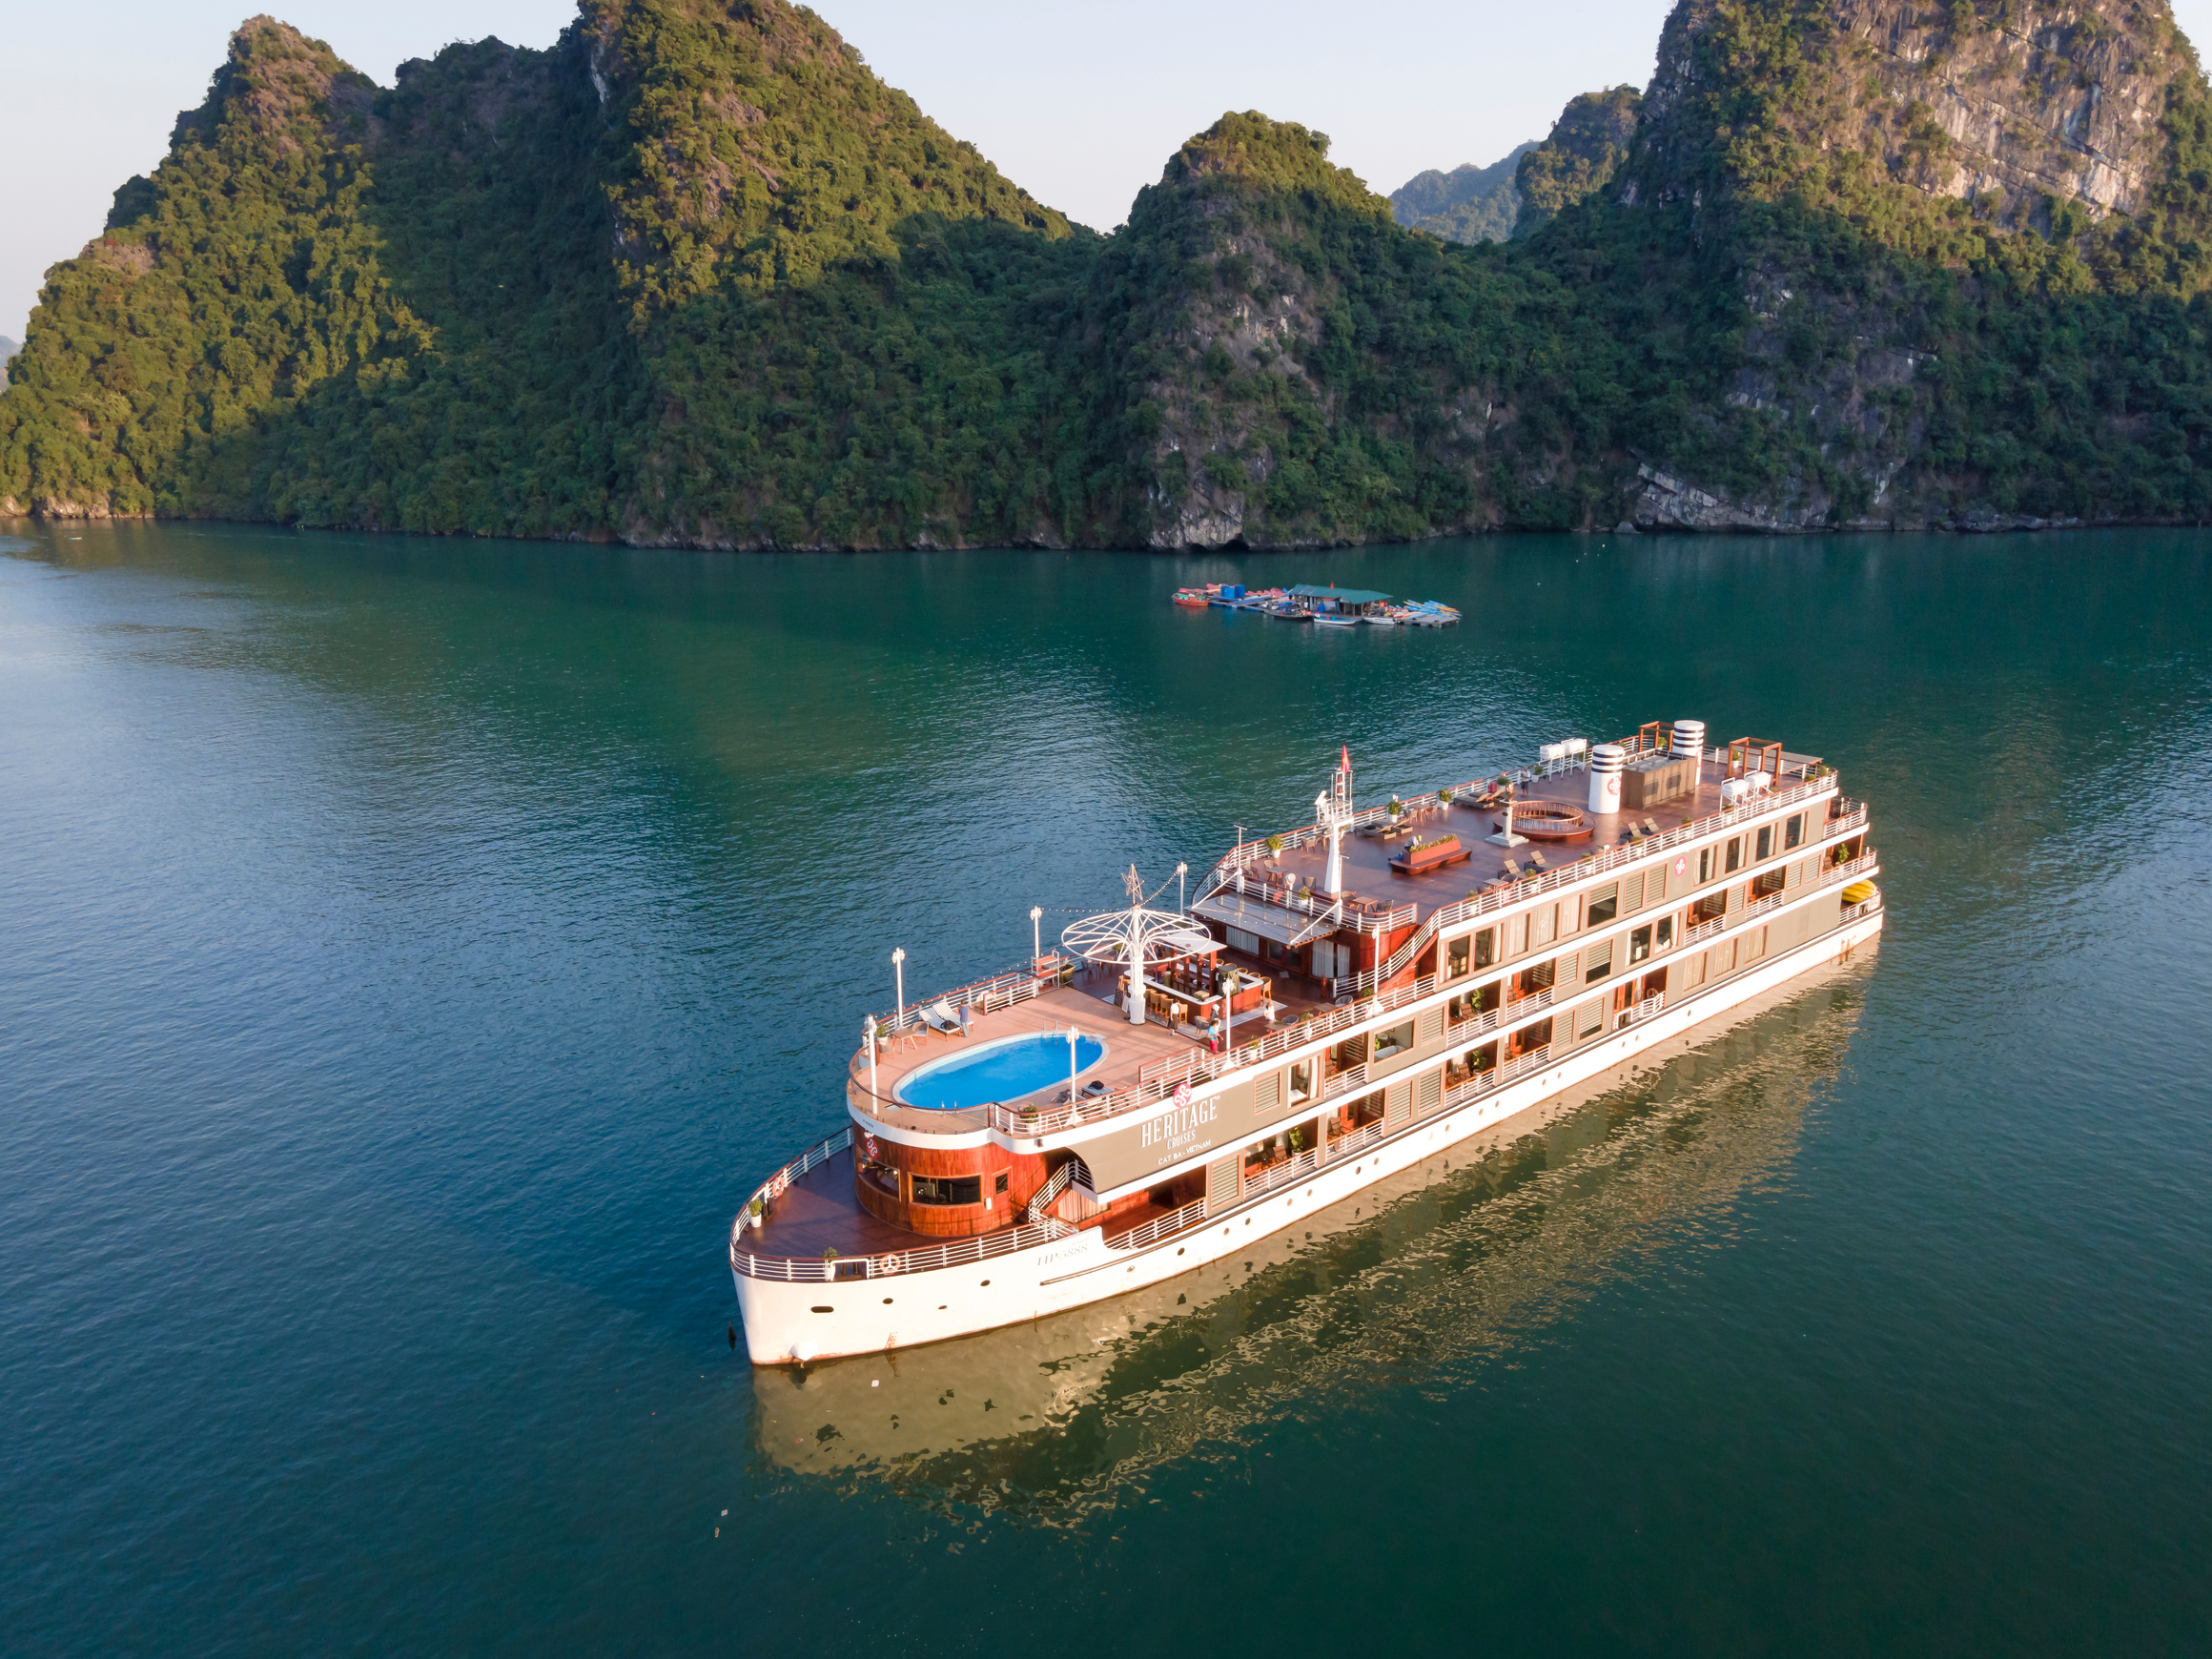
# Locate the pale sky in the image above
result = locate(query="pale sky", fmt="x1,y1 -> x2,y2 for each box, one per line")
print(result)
5,0 -> 2210,343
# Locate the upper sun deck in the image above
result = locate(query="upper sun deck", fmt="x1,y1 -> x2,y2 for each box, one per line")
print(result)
1235,743 -> 1833,936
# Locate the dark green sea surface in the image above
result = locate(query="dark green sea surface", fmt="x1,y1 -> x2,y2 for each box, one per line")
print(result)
3,523 -> 2207,1653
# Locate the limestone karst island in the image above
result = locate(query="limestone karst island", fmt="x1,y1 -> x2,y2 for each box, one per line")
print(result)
6,0 -> 2212,545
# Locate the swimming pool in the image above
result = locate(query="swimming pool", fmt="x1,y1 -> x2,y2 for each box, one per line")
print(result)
894,1032 -> 1106,1111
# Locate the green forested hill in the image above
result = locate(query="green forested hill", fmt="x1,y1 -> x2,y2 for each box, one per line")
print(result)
8,0 -> 2212,543
1390,143 -> 1536,244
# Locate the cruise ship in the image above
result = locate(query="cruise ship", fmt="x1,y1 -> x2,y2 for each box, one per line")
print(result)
728,721 -> 1883,1365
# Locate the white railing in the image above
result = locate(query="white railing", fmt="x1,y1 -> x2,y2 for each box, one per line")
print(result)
1741,887 -> 1792,923
1026,1157 -> 1076,1224
1203,878 -> 1414,939
1328,763 -> 1837,998
1617,993 -> 1665,1030
1839,892 -> 1883,925
1327,1116 -> 1390,1161
1820,850 -> 1878,887
731,1213 -> 1075,1281
874,956 -> 1072,1035
1105,1198 -> 1209,1252
1505,984 -> 1556,1017
1825,803 -> 1867,839
1321,1062 -> 1369,1101
731,1128 -> 853,1244
1444,1000 -> 1505,1039
1242,1144 -> 1322,1198
1683,913 -> 1729,946
1492,1043 -> 1555,1087
1439,1042 -> 1556,1112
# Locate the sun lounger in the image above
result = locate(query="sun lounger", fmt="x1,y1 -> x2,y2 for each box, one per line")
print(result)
920,999 -> 962,1034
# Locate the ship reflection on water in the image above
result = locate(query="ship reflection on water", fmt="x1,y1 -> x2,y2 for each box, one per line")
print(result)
748,956 -> 1873,1521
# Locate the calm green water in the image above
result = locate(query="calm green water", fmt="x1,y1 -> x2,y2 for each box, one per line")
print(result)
4,522 -> 2208,1653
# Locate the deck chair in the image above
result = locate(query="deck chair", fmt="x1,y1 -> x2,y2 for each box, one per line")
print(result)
920,999 -> 962,1034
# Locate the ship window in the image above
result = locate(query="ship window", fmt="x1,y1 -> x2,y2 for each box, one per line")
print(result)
1288,1060 -> 1313,1103
1227,926 -> 1260,955
1472,927 -> 1497,969
1530,904 -> 1557,947
1629,925 -> 1652,965
1447,935 -> 1470,978
913,1175 -> 983,1206
1698,846 -> 1715,883
1585,941 -> 1613,982
1755,825 -> 1774,861
1576,999 -> 1605,1039
993,1173 -> 1009,1196
1372,1020 -> 1415,1060
1784,813 -> 1805,850
1505,913 -> 1528,957
1586,884 -> 1619,926
1724,836 -> 1744,874
1656,915 -> 1674,949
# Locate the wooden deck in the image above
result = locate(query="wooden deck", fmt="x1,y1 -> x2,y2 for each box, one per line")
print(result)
1264,756 -> 1825,928
751,1146 -> 940,1259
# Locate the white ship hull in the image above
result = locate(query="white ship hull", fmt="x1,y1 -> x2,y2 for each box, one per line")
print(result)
733,904 -> 1883,1364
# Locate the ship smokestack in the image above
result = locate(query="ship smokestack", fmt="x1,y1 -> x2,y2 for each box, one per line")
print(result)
1587,744 -> 1626,815
1671,720 -> 1707,789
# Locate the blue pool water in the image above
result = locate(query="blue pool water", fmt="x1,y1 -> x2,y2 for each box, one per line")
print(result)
895,1032 -> 1106,1110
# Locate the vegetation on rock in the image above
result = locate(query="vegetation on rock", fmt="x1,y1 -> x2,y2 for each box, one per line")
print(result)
1390,143 -> 1536,244
1514,87 -> 1643,237
7,0 -> 2212,541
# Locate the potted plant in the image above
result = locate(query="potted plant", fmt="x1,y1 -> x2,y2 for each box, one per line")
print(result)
1387,796 -> 1404,821
1438,787 -> 1455,807
1266,833 -> 1284,863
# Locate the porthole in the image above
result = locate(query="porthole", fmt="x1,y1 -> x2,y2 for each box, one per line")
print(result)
882,1298 -> 893,1305
810,1306 -> 833,1314
979,1280 -> 990,1287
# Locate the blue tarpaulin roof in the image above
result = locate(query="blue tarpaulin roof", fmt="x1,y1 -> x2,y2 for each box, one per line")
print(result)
1286,584 -> 1391,604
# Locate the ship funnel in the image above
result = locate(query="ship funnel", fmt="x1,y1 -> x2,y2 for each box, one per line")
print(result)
1671,720 -> 1707,789
1587,744 -> 1626,815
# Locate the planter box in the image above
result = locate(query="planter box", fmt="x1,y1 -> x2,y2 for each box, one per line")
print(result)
1390,835 -> 1470,875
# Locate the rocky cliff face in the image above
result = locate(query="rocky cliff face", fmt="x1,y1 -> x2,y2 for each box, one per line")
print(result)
1628,0 -> 2195,229
1602,0 -> 2212,531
